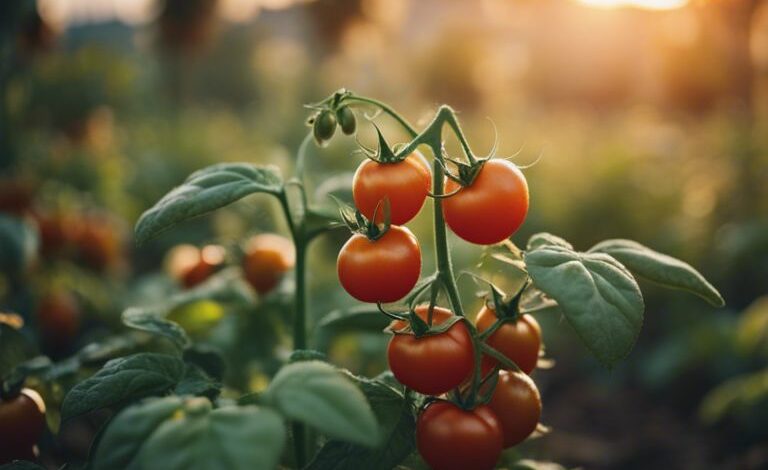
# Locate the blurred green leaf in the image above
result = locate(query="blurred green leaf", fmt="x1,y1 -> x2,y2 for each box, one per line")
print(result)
92,396 -> 184,470
122,309 -> 191,350
138,402 -> 285,470
135,163 -> 284,245
0,324 -> 37,379
317,305 -> 390,333
525,242 -> 644,367
174,363 -> 221,400
700,369 -> 768,425
183,346 -> 225,381
305,206 -> 344,239
61,353 -> 185,421
589,239 -> 724,307
93,396 -> 285,470
307,372 -> 415,470
736,296 -> 768,355
0,215 -> 38,274
262,361 -> 379,447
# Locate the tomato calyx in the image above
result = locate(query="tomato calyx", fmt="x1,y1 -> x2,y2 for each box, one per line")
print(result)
355,124 -> 406,164
385,305 -> 466,338
443,154 -> 490,188
334,194 -> 392,242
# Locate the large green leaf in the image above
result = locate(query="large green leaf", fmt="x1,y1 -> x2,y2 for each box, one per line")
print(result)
93,397 -> 285,470
92,396 -> 184,470
589,239 -> 724,307
525,244 -> 644,367
61,353 -> 185,421
122,309 -> 191,351
135,163 -> 284,244
138,401 -> 284,470
306,373 -> 415,470
262,361 -> 379,447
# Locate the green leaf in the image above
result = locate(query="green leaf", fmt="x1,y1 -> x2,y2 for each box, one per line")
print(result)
589,239 -> 724,307
262,361 -> 379,447
93,397 -> 286,470
305,206 -> 344,239
700,369 -> 768,424
0,324 -> 38,378
137,401 -> 285,470
0,215 -> 38,274
526,232 -> 573,251
122,309 -> 191,350
92,396 -> 184,470
135,163 -> 283,244
174,363 -> 221,400
183,346 -> 226,381
318,306 -> 390,332
525,245 -> 644,367
306,373 -> 415,470
61,353 -> 185,421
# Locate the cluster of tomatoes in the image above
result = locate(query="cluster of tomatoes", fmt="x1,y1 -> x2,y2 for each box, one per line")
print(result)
334,131 -> 541,469
167,233 -> 296,295
0,184 -> 128,352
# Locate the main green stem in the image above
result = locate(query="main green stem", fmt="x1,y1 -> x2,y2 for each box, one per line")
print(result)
280,190 -> 311,468
430,144 -> 465,317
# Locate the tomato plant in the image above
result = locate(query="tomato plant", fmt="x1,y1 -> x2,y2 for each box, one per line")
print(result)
0,89 -> 724,470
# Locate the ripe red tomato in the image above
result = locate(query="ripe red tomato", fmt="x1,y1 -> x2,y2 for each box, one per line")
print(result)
475,306 -> 541,375
166,244 -> 226,288
417,400 -> 503,470
337,225 -> 421,303
387,305 -> 473,395
487,371 -> 542,447
443,159 -> 528,245
0,388 -> 46,464
75,216 -> 123,271
32,210 -> 78,256
36,290 -> 81,350
242,234 -> 296,294
352,153 -> 431,225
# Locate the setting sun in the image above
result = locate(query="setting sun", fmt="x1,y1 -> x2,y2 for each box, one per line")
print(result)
577,0 -> 688,10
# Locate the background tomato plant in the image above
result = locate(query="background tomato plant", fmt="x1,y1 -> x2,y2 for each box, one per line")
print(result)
1,0 -> 767,469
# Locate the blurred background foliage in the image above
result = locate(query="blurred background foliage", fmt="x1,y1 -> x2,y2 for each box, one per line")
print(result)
1,0 -> 768,468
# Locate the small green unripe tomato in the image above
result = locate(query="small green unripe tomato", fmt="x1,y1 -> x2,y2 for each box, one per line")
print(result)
313,110 -> 337,145
336,106 -> 356,135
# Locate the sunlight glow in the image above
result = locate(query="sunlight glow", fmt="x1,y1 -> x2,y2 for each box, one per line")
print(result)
577,0 -> 688,10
